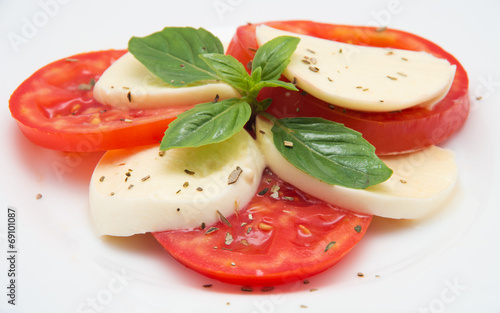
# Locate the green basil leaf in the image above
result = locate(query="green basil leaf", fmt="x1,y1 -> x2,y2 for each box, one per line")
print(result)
252,36 -> 300,81
200,53 -> 251,93
253,80 -> 298,91
250,66 -> 262,85
256,98 -> 273,112
160,98 -> 251,150
270,117 -> 393,189
128,27 -> 223,87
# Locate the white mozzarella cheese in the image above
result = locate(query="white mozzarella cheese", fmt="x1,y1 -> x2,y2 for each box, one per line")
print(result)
255,117 -> 457,219
93,52 -> 240,109
89,130 -> 265,236
256,25 -> 456,112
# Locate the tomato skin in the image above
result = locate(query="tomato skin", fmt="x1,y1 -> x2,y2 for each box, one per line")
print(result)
153,169 -> 372,286
9,50 -> 186,152
226,21 -> 470,154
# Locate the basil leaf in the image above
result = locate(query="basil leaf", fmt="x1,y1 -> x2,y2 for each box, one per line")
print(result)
160,98 -> 251,150
270,117 -> 393,189
200,53 -> 251,93
253,80 -> 298,91
128,27 -> 223,87
252,36 -> 300,81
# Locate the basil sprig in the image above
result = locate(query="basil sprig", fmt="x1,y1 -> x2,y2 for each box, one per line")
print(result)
128,27 -> 393,189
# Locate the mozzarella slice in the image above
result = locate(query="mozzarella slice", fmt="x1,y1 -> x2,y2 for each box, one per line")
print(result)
255,117 -> 457,219
93,52 -> 240,109
256,25 -> 456,112
89,130 -> 265,236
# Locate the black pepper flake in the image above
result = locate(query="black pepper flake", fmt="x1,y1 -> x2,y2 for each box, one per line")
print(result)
110,192 -> 115,196
202,284 -> 212,288
324,241 -> 336,253
217,210 -> 232,228
158,151 -> 166,157
183,182 -> 189,188
99,176 -> 105,182
241,286 -> 253,292
213,94 -> 220,103
128,184 -> 134,190
247,60 -> 253,70
176,208 -> 181,212
357,272 -> 364,277
258,187 -> 269,196
184,169 -> 195,175
354,225 -> 362,233
180,63 -> 185,68
261,286 -> 275,292
125,172 -> 131,177
259,130 -> 265,134
303,279 -> 310,284
196,187 -> 203,191
201,222 -> 206,230
247,47 -> 257,52
141,175 -> 151,182
205,226 -> 219,235
127,91 -> 132,102
227,166 -> 243,185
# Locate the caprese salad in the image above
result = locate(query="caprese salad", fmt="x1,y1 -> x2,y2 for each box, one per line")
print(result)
8,20 -> 469,287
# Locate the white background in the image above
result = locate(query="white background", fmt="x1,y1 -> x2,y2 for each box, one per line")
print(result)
1,0 -> 500,312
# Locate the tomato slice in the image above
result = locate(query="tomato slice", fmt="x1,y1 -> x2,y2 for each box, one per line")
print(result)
226,21 -> 470,155
153,168 -> 372,286
9,50 -> 190,152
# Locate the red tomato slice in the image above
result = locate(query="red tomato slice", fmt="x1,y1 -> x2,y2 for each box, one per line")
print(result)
9,50 -> 190,152
153,168 -> 372,286
226,21 -> 470,155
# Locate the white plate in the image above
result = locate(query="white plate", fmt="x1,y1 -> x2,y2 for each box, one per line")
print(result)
1,1 -> 499,312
